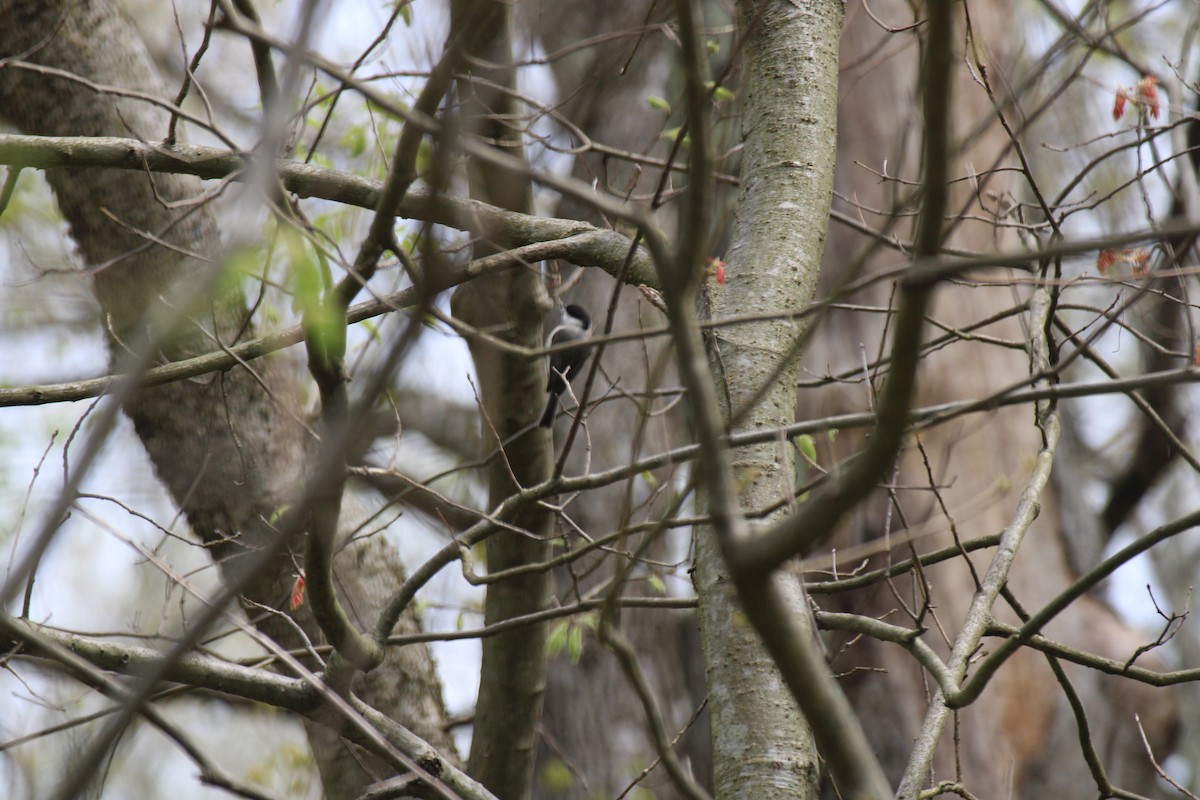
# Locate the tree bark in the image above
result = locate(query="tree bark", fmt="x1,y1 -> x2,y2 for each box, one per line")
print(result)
694,1 -> 844,797
0,2 -> 454,797
448,3 -> 555,798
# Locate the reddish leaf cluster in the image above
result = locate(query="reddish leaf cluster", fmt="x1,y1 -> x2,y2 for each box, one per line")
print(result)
1112,75 -> 1160,122
1096,247 -> 1150,277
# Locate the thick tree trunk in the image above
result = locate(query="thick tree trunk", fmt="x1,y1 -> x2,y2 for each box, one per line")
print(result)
0,3 -> 454,797
692,1 -> 845,798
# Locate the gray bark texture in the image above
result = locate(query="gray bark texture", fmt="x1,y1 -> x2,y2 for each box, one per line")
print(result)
449,2 -> 556,798
0,2 -> 454,797
693,0 -> 844,798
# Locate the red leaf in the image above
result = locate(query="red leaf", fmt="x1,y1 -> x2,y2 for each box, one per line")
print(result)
289,574 -> 306,610
1112,88 -> 1128,121
707,257 -> 727,284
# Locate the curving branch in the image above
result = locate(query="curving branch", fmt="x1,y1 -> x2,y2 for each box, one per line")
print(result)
0,132 -> 660,287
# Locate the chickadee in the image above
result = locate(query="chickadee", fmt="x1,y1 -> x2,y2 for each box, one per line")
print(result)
539,304 -> 593,428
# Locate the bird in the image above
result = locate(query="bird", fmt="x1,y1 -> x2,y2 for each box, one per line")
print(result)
539,304 -> 593,428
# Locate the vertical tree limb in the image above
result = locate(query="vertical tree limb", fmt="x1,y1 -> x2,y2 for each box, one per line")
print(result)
677,0 -> 892,797
448,3 -> 556,797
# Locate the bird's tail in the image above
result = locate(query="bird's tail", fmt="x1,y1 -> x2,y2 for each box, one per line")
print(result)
539,394 -> 558,428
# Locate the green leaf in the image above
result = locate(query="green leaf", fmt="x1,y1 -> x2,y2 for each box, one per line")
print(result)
313,84 -> 336,110
659,127 -> 690,148
713,85 -> 735,102
539,760 -> 575,791
797,434 -> 818,464
268,503 -> 291,524
647,95 -> 671,113
287,233 -> 344,363
397,1 -> 413,27
546,620 -> 569,657
314,244 -> 333,288
827,428 -> 839,443
289,235 -> 323,317
306,302 -> 343,361
706,39 -> 720,55
401,230 -> 424,254
648,573 -> 667,595
360,320 -> 381,344
640,470 -> 658,489
566,625 -> 584,663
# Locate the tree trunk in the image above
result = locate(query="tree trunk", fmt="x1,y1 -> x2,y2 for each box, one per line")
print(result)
692,1 -> 844,797
448,3 -> 556,798
0,3 -> 454,797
